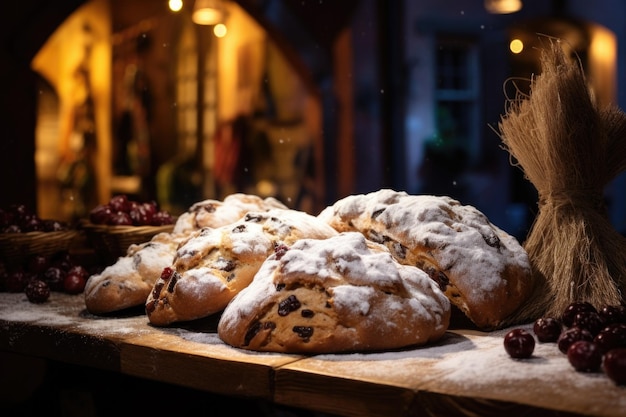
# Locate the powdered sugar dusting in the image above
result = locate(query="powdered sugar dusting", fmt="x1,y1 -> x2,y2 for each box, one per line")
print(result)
321,191 -> 529,294
318,190 -> 532,328
291,323 -> 625,416
173,193 -> 288,234
0,293 -> 152,340
220,232 -> 450,340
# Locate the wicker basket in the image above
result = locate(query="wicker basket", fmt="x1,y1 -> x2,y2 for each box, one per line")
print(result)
0,230 -> 79,267
81,222 -> 174,264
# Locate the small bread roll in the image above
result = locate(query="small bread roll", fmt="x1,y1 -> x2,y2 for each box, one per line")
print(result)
173,193 -> 287,234
84,232 -> 186,314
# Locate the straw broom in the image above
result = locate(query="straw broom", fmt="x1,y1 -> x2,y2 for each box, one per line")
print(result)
497,40 -> 626,323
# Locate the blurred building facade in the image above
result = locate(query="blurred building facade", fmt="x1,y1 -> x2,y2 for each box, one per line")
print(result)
1,0 -> 626,240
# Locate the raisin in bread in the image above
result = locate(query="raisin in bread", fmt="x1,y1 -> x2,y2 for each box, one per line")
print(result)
173,193 -> 287,234
84,232 -> 187,314
218,232 -> 450,353
317,189 -> 532,330
146,209 -> 339,326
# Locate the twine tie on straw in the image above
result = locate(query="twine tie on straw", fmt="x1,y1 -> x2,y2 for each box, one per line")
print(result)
538,190 -> 606,212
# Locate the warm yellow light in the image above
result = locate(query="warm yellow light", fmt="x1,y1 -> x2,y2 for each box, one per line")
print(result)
485,0 -> 522,14
169,0 -> 183,12
510,39 -> 524,54
213,23 -> 227,37
192,0 -> 224,25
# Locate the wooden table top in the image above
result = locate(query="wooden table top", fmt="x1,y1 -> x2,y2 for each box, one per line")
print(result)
0,292 -> 624,417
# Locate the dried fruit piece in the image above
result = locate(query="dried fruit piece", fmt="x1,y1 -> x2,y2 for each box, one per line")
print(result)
278,295 -> 301,316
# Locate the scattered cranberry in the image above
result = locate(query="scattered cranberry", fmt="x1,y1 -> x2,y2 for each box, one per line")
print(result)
567,340 -> 602,372
5,270 -> 29,292
594,323 -> 626,355
43,266 -> 67,292
67,265 -> 89,280
504,328 -> 535,359
562,301 -> 597,328
533,317 -> 562,342
108,194 -> 130,213
63,272 -> 87,294
89,204 -> 112,224
24,279 -> 50,303
26,254 -> 49,275
599,305 -> 626,325
50,251 -> 74,271
604,348 -> 626,385
557,327 -> 594,354
572,311 -> 604,336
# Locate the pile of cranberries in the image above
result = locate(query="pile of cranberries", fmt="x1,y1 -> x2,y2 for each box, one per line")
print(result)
0,251 -> 103,303
0,204 -> 69,233
89,195 -> 173,226
503,301 -> 626,386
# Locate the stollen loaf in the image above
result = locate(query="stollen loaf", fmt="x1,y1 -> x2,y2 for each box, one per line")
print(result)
146,209 -> 339,326
317,189 -> 532,329
218,232 -> 451,353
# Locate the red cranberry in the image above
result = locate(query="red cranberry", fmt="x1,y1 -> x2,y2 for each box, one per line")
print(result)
533,317 -> 562,343
5,270 -> 29,292
572,311 -> 604,336
129,203 -> 153,225
107,211 -> 133,226
108,195 -> 130,213
557,327 -> 594,354
504,328 -> 535,359
63,272 -> 86,294
24,279 -> 50,303
3,224 -> 21,233
603,348 -> 626,385
21,215 -> 43,232
67,265 -> 89,280
151,210 -> 173,226
599,305 -> 626,325
50,251 -> 74,272
567,340 -> 602,372
562,301 -> 597,328
42,219 -> 67,232
594,323 -> 626,355
43,266 -> 67,292
26,254 -> 50,275
89,204 -> 112,224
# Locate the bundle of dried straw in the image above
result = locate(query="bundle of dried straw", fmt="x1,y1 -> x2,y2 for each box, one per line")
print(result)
497,41 -> 626,322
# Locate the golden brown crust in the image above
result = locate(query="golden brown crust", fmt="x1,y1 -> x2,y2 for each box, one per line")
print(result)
84,193 -> 288,315
173,193 -> 287,234
146,209 -> 339,326
218,232 -> 451,353
84,232 -> 184,314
